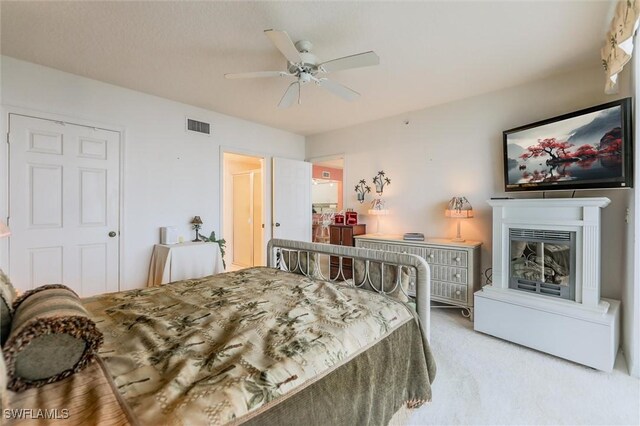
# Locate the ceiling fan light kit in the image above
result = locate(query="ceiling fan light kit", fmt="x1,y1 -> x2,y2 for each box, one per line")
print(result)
224,29 -> 379,108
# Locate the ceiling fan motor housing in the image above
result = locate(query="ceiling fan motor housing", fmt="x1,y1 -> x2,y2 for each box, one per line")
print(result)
287,45 -> 319,75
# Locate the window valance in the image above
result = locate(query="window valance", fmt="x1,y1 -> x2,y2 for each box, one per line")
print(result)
602,0 -> 640,93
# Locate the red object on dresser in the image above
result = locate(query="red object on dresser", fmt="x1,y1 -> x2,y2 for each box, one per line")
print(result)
334,214 -> 345,225
345,210 -> 358,225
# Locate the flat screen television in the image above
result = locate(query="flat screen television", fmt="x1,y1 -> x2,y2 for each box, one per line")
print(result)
503,98 -> 633,192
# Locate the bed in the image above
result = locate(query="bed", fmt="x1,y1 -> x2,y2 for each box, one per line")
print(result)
7,239 -> 435,426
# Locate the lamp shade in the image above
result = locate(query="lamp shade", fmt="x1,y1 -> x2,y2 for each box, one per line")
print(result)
0,222 -> 10,238
191,216 -> 203,225
445,197 -> 473,218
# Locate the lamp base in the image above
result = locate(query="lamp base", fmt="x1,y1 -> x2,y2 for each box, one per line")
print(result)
452,220 -> 465,242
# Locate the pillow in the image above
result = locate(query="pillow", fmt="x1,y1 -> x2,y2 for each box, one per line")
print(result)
3,284 -> 103,392
0,268 -> 17,346
280,250 -> 323,279
352,261 -> 411,303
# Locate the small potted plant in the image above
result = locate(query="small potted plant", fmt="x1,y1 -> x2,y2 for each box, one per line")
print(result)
200,231 -> 227,269
354,179 -> 371,203
372,171 -> 391,195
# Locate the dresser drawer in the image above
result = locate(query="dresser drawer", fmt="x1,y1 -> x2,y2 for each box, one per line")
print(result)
385,244 -> 425,258
431,265 -> 468,284
356,240 -> 383,250
431,280 -> 468,303
357,241 -> 425,258
424,247 -> 467,267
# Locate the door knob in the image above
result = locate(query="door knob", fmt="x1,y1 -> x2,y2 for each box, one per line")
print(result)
108,231 -> 117,238
275,223 -> 281,227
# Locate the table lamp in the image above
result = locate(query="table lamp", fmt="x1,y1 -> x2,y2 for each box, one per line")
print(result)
445,197 -> 473,242
0,222 -> 10,238
191,216 -> 203,242
368,198 -> 389,234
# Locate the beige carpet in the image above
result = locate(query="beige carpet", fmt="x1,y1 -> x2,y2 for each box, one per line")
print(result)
410,309 -> 640,425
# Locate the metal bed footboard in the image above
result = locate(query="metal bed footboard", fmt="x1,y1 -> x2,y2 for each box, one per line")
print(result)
267,239 -> 431,340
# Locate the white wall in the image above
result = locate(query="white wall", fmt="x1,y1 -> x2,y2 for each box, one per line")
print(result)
307,65 -> 636,355
0,56 -> 305,289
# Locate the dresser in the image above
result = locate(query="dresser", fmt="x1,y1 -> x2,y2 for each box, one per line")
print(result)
329,224 -> 366,280
354,234 -> 481,319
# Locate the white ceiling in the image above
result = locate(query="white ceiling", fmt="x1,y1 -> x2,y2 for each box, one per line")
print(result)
1,1 -> 612,136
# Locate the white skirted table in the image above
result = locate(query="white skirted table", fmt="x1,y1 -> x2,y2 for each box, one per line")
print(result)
147,242 -> 225,287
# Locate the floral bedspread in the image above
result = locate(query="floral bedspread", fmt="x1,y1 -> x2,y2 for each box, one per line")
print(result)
82,267 -> 416,425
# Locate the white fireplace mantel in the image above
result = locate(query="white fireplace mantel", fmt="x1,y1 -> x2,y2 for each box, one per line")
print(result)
475,197 -> 620,372
487,198 -> 611,208
486,197 -> 611,313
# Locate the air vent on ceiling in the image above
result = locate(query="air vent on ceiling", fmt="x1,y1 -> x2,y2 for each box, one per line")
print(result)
186,118 -> 211,135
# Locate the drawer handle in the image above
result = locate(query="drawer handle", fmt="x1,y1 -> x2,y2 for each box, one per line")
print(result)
401,250 -> 407,254
428,254 -> 434,259
455,273 -> 461,279
454,257 -> 461,262
455,290 -> 461,296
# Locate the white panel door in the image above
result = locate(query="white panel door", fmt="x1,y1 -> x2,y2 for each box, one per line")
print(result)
9,114 -> 120,296
272,157 -> 312,242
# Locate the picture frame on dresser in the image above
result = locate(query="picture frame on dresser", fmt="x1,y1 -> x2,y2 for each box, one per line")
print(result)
355,234 -> 481,320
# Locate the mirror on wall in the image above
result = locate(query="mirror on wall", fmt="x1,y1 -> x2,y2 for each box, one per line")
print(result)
309,156 -> 344,243
312,179 -> 340,213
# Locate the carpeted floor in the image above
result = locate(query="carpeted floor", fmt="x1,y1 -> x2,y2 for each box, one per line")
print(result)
409,309 -> 640,425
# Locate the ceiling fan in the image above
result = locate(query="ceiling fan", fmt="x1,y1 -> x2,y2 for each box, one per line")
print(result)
224,29 -> 380,108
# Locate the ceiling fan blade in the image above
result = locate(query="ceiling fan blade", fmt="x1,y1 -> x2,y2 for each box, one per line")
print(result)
225,71 -> 289,79
278,82 -> 300,108
319,51 -> 380,73
264,29 -> 302,64
318,79 -> 360,102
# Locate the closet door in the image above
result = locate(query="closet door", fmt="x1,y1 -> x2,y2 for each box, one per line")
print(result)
8,114 -> 120,296
232,173 -> 253,267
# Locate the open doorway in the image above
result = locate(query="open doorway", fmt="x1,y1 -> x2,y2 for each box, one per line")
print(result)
310,157 -> 344,243
223,152 -> 265,271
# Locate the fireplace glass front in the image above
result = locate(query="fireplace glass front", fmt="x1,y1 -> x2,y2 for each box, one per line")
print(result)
509,228 -> 576,300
